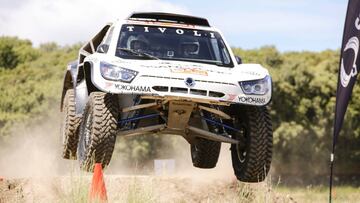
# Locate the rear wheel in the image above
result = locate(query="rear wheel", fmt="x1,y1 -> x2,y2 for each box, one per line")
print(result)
61,89 -> 81,160
190,111 -> 221,169
191,138 -> 221,168
230,105 -> 272,182
77,92 -> 119,172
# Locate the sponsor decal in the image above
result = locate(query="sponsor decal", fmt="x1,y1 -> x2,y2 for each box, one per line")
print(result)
138,63 -> 230,75
104,82 -> 113,88
125,25 -> 215,38
240,71 -> 262,76
238,96 -> 266,104
114,84 -> 151,92
171,67 -> 208,76
227,94 -> 237,101
184,77 -> 196,87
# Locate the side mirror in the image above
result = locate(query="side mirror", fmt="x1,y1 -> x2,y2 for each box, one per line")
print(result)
235,56 -> 242,64
97,44 -> 109,53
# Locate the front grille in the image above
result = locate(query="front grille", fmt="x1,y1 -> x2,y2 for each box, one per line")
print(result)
152,86 -> 169,92
209,91 -> 225,98
171,87 -> 188,94
152,85 -> 225,98
190,89 -> 207,96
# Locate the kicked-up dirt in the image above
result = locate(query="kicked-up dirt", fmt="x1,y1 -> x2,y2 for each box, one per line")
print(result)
0,174 -> 289,203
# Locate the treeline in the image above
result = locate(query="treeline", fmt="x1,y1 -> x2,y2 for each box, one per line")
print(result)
0,37 -> 359,184
0,37 -> 81,137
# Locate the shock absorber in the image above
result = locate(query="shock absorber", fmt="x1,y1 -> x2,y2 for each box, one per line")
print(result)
121,95 -> 141,130
201,105 -> 223,134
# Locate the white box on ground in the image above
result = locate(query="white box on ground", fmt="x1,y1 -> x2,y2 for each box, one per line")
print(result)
154,159 -> 175,176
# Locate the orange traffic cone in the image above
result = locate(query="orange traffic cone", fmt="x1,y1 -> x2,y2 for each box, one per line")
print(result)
89,163 -> 107,202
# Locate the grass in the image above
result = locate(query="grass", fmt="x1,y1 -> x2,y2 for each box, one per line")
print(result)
52,169 -> 360,203
56,174 -> 157,202
57,164 -> 90,203
123,178 -> 157,203
275,186 -> 360,203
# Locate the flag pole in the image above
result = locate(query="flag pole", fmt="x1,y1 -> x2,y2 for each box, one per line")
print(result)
329,149 -> 335,203
329,1 -> 352,202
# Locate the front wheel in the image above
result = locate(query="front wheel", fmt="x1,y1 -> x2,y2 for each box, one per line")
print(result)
230,105 -> 273,182
77,92 -> 119,172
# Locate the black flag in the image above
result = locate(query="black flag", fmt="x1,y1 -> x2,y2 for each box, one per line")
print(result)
330,0 -> 360,202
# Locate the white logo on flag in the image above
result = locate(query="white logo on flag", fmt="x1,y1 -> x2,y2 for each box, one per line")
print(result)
355,16 -> 360,30
340,36 -> 359,88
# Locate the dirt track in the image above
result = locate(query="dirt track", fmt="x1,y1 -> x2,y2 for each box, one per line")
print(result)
0,119 -> 292,202
1,175 -> 286,202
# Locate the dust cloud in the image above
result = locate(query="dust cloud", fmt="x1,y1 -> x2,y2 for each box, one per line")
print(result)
0,113 -> 236,182
0,115 -> 273,202
173,140 -> 236,183
0,115 -> 76,178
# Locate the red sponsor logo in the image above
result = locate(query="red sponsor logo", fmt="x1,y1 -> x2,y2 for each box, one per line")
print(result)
227,94 -> 237,101
104,82 -> 113,88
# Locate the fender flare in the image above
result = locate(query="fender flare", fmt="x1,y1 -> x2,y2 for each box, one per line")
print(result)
60,61 -> 78,111
60,61 -> 94,116
74,61 -> 96,115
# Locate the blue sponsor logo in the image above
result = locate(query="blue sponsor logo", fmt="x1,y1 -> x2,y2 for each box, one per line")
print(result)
184,77 -> 195,87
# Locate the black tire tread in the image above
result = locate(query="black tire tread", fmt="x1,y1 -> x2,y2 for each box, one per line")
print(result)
191,138 -> 221,168
62,89 -> 81,160
231,106 -> 272,182
79,92 -> 118,172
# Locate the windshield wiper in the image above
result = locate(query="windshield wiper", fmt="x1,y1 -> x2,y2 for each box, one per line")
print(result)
118,48 -> 159,60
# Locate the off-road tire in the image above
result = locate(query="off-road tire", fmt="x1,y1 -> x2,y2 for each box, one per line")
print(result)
77,92 -> 119,172
190,111 -> 222,169
191,138 -> 221,168
61,89 -> 81,160
230,105 -> 272,182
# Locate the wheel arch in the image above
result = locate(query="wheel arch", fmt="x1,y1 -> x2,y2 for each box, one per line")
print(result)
60,62 -> 78,111
73,61 -> 100,115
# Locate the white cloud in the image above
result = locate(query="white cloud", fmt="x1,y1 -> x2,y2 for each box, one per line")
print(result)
0,0 -> 189,46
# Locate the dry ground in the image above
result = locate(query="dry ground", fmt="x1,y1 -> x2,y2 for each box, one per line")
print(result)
0,119 -> 359,202
0,175 -> 285,202
1,175 -> 359,203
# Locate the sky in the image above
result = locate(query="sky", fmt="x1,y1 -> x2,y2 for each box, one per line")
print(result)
0,0 -> 348,52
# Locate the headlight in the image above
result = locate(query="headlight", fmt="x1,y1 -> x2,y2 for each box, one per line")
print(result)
239,76 -> 271,95
100,62 -> 138,83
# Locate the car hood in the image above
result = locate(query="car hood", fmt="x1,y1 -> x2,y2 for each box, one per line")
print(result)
107,58 -> 269,83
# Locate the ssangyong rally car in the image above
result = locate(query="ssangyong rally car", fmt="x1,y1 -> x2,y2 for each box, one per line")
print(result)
60,12 -> 273,182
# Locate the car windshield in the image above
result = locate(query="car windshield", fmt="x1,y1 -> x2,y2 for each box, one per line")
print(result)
115,24 -> 233,67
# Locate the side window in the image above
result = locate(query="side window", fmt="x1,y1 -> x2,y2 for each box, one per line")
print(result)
97,27 -> 114,53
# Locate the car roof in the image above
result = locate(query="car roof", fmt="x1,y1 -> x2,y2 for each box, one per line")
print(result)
127,12 -> 211,27
111,12 -> 218,32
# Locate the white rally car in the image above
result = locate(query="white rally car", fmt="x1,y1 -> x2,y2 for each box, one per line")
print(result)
60,12 -> 273,182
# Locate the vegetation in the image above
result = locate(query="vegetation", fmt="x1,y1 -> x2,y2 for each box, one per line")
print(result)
0,37 -> 81,138
0,37 -> 359,184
